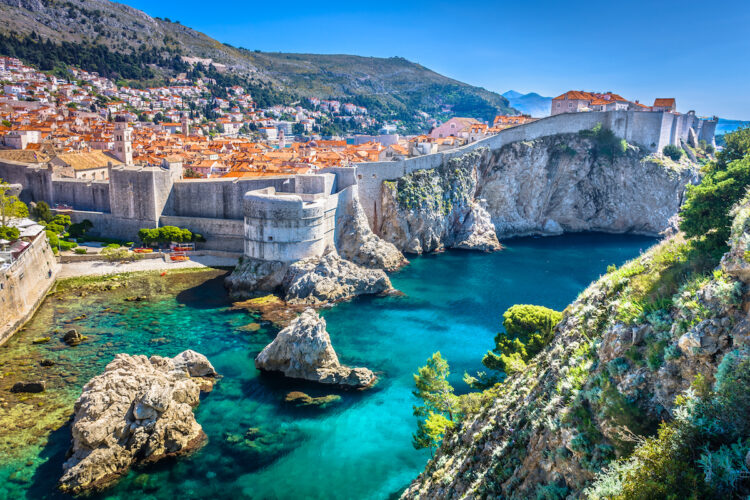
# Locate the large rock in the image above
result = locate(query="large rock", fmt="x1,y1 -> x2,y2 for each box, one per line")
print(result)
335,190 -> 408,270
281,253 -> 392,306
255,309 -> 375,387
224,258 -> 289,300
58,350 -> 218,495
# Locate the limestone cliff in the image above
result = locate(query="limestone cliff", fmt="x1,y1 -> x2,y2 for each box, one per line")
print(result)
379,134 -> 697,254
378,150 -> 501,254
335,190 -> 408,271
402,198 -> 750,499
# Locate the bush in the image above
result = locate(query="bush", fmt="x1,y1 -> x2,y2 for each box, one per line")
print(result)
68,219 -> 93,238
100,247 -> 141,262
46,230 -> 59,248
579,123 -> 627,159
663,144 -> 684,161
105,243 -> 120,249
138,226 -> 194,245
74,247 -> 87,254
59,240 -> 77,251
0,225 -> 19,241
32,201 -> 54,223
480,305 -> 563,378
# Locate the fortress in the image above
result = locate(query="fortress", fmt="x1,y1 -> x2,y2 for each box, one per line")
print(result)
0,110 -> 717,262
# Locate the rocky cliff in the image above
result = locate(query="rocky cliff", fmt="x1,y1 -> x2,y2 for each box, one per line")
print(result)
402,196 -> 750,499
379,150 -> 501,254
379,134 -> 697,254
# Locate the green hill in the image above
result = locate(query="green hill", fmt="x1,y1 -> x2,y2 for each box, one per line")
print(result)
0,0 -> 516,129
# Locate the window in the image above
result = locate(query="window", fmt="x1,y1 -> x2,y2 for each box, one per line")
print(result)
268,236 -> 273,241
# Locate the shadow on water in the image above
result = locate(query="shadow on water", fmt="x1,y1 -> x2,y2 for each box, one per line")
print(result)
27,423 -> 73,500
175,273 -> 233,310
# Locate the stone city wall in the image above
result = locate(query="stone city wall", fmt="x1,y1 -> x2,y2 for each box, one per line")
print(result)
0,233 -> 59,346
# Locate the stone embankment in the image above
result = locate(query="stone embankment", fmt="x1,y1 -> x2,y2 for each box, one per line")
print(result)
59,350 -> 218,494
255,308 -> 375,388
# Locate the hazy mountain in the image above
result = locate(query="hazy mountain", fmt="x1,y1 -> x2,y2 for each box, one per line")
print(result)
502,90 -> 552,117
0,0 -> 516,123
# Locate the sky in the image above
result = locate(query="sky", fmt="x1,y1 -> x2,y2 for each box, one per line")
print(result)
123,0 -> 750,119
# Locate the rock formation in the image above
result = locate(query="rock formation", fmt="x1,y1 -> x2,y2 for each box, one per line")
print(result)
335,190 -> 408,270
379,135 -> 698,254
58,350 -> 218,495
255,308 -> 375,388
282,253 -> 392,306
226,252 -> 393,306
379,150 -> 501,254
401,194 -> 750,499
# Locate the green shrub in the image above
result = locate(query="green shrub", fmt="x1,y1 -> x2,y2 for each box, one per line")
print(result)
479,305 -> 562,380
68,219 -> 93,238
32,201 -> 53,223
105,243 -> 120,249
59,240 -> 77,251
0,225 -> 19,241
579,123 -> 627,159
663,144 -> 684,161
46,230 -> 59,248
680,127 -> 750,251
74,247 -> 87,254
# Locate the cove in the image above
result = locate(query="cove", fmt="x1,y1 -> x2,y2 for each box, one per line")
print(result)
0,232 -> 655,500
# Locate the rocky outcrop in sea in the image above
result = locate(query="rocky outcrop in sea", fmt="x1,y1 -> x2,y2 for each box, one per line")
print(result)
58,350 -> 218,494
379,134 -> 698,253
255,308 -> 375,387
225,252 -> 393,305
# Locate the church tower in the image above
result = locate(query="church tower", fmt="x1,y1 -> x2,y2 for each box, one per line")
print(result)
114,120 -> 133,165
181,114 -> 190,137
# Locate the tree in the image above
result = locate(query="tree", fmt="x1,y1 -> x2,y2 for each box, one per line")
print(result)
32,201 -> 54,223
412,352 -> 458,453
0,179 -> 28,226
663,144 -> 684,161
680,127 -> 750,250
470,304 -> 562,389
68,219 -> 93,238
0,225 -> 19,241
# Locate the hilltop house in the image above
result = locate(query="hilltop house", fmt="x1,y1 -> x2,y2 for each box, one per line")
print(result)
429,117 -> 481,139
552,91 -> 629,115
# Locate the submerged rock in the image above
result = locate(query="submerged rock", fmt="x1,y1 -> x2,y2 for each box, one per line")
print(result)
11,381 -> 46,393
255,309 -> 375,388
58,350 -> 218,495
284,391 -> 342,408
62,329 -> 85,346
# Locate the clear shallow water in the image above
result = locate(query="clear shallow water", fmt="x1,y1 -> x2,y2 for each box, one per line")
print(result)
0,233 -> 655,500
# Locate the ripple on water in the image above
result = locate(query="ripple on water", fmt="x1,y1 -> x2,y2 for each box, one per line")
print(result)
0,233 -> 656,500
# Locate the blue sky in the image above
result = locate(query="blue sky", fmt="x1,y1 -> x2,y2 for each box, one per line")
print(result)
123,0 -> 750,119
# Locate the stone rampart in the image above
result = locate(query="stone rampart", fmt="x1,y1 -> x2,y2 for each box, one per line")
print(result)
243,186 -> 337,262
0,233 -> 59,345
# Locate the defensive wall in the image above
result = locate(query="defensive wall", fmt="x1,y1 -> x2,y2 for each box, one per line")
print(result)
0,232 -> 59,346
0,109 -> 716,255
354,110 -> 717,229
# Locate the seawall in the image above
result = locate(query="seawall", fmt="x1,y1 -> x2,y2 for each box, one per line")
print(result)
0,233 -> 59,346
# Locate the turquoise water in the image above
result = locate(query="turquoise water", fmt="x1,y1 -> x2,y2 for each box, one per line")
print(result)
0,233 -> 655,500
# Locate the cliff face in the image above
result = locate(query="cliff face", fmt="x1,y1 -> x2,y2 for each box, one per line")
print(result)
402,198 -> 750,499
378,150 -> 502,254
379,134 -> 697,254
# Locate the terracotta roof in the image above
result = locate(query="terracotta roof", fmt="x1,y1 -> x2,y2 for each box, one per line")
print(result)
53,151 -> 118,170
653,98 -> 676,107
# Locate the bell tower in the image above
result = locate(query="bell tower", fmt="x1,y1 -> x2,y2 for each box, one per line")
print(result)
114,120 -> 133,165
